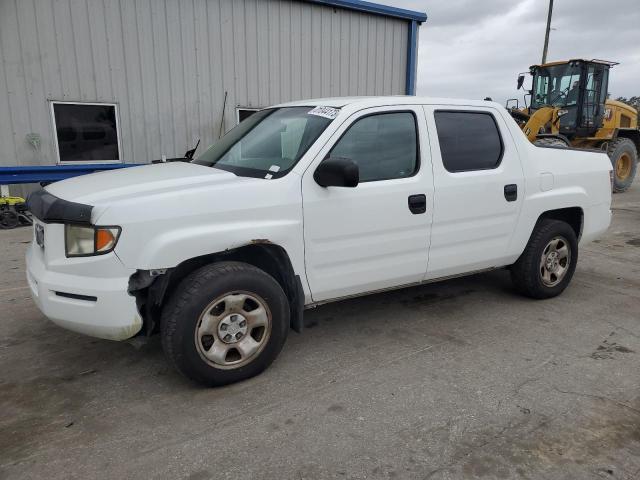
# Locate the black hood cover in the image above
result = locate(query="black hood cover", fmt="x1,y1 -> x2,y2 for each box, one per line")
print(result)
27,189 -> 93,225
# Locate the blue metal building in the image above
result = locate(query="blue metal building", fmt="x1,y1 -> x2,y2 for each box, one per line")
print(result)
0,0 -> 427,193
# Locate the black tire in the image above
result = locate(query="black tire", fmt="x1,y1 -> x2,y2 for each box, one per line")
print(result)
511,219 -> 578,299
607,137 -> 637,193
0,211 -> 19,229
161,261 -> 290,386
533,137 -> 569,148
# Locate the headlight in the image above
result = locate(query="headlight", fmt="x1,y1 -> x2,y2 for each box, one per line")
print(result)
65,225 -> 121,257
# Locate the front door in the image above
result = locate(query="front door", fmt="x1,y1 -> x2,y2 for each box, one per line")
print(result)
301,106 -> 433,302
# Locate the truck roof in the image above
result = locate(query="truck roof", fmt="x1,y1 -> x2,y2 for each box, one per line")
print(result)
275,96 -> 503,109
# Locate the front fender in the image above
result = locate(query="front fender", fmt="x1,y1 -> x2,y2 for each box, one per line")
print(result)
134,219 -> 301,270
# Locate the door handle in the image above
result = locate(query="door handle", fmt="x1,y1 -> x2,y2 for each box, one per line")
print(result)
408,194 -> 427,214
504,184 -> 518,202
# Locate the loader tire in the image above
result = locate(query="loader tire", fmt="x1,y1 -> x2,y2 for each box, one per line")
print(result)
533,137 -> 569,148
607,137 -> 637,193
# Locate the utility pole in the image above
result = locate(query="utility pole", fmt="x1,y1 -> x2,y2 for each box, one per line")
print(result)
541,0 -> 554,64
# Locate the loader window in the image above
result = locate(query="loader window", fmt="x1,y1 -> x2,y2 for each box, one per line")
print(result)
434,111 -> 503,172
531,63 -> 582,109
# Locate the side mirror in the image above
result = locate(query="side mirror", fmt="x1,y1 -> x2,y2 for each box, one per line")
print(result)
314,157 -> 359,188
517,74 -> 525,90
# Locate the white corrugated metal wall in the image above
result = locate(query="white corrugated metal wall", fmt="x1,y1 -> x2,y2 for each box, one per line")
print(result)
0,0 -> 409,176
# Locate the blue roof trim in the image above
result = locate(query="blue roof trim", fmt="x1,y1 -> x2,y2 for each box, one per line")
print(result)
307,0 -> 427,23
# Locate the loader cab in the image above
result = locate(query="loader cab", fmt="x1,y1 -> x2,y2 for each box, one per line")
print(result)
528,59 -> 613,138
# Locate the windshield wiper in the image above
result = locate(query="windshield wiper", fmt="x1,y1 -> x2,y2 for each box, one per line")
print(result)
151,139 -> 201,164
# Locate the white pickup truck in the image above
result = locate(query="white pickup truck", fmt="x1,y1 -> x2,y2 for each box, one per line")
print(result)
26,97 -> 612,386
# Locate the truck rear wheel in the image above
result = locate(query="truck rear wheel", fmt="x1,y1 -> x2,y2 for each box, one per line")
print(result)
607,138 -> 637,193
511,219 -> 578,299
161,261 -> 289,386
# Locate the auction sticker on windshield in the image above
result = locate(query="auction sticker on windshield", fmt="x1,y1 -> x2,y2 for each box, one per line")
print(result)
308,106 -> 339,119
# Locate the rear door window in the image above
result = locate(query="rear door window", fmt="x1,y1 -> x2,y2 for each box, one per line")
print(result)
434,111 -> 503,172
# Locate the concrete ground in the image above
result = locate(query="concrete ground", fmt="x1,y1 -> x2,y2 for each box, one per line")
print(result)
1,185 -> 639,480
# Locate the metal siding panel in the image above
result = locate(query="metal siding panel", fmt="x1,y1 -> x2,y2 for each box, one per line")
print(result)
348,11 -> 359,96
278,0 -> 292,102
290,0 -> 302,101
320,6 -> 330,97
206,0 -> 226,140
392,20 -> 406,94
382,17 -> 393,94
373,16 -> 385,94
69,0 -> 97,101
357,13 -> 367,95
299,3 -> 312,99
179,0 -> 199,149
52,0 -> 80,99
329,6 -> 340,97
397,21 -> 408,94
310,5 -> 322,97
255,0 -> 270,107
86,0 -> 112,100
134,0 -> 161,160
193,0 -> 215,149
120,0 -> 148,163
219,0 -> 234,135
16,0 -> 51,165
103,0 -> 135,163
150,0 -> 174,156
338,10 -> 349,94
34,0 -> 63,100
1,0 -> 33,166
0,1 -> 19,167
244,0 -> 260,106
34,0 -> 64,168
367,15 -> 377,93
231,0 -> 248,108
267,0 -> 280,104
165,0 -> 187,152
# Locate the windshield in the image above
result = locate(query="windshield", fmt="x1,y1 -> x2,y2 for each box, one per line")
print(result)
531,63 -> 582,109
194,107 -> 336,178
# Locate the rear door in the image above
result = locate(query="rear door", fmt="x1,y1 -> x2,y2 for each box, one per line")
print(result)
423,105 -> 525,279
301,105 -> 433,302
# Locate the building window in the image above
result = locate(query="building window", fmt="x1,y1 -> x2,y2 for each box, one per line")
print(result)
236,107 -> 262,124
51,101 -> 121,163
434,111 -> 503,172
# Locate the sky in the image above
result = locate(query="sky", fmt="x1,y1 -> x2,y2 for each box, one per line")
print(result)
390,0 -> 640,104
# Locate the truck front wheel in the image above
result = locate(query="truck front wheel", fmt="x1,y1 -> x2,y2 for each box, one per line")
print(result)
510,219 -> 578,299
161,261 -> 290,386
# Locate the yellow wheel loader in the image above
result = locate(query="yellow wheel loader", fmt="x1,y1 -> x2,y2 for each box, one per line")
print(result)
507,59 -> 639,192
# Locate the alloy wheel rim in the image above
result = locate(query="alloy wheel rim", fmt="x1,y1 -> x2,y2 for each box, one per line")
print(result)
194,291 -> 271,369
539,236 -> 571,287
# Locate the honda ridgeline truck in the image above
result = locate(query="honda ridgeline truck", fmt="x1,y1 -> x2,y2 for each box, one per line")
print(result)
26,97 -> 612,386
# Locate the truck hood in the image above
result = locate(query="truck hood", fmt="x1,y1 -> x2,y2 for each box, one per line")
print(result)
45,162 -> 248,206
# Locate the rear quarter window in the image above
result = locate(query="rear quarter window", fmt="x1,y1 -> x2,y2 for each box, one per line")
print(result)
434,111 -> 504,172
